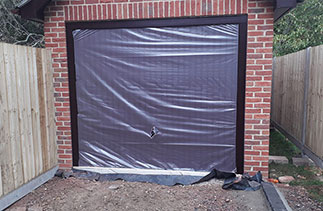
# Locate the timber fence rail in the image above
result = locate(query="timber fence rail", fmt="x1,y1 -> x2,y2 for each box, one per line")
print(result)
0,43 -> 57,208
271,45 -> 323,167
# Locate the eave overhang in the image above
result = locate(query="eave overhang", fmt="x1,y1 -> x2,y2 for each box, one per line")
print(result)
11,0 -> 51,23
13,0 -> 303,23
274,0 -> 304,22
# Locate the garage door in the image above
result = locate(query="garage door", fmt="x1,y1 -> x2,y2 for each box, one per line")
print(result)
66,16 -> 247,173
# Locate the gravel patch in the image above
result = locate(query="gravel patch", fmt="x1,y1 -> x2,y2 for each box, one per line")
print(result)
7,177 -> 270,211
278,184 -> 323,211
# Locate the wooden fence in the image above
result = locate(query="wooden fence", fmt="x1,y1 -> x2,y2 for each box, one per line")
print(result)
0,43 -> 57,202
271,45 -> 323,166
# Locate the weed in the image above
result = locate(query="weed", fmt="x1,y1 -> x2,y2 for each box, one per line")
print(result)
270,163 -> 323,202
269,129 -> 323,202
269,129 -> 301,162
269,163 -> 315,179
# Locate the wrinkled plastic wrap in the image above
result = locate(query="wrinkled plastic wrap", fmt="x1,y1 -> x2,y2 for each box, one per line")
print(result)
73,24 -> 239,172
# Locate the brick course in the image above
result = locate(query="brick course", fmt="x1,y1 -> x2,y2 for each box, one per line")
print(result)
44,0 -> 273,177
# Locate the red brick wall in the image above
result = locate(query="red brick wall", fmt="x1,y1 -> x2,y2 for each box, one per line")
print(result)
44,0 -> 273,177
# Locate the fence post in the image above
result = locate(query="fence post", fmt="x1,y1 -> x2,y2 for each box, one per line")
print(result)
301,47 -> 311,156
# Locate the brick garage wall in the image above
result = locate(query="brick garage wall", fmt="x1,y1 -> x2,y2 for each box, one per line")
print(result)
44,0 -> 273,177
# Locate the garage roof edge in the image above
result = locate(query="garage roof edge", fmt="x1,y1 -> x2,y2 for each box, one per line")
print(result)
274,0 -> 304,22
12,0 -> 303,24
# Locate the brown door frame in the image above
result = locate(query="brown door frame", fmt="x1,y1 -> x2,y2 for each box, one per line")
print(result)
65,15 -> 247,174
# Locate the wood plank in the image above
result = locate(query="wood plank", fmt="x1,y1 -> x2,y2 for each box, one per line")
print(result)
21,45 -> 36,180
3,43 -> 24,189
44,49 -> 57,168
0,43 -> 14,196
24,46 -> 36,179
42,49 -> 52,169
28,47 -> 43,176
50,51 -> 58,168
15,45 -> 29,183
41,49 -> 52,170
315,45 -> 323,158
36,48 -> 50,172
306,45 -> 323,158
0,165 -> 2,197
273,56 -> 284,124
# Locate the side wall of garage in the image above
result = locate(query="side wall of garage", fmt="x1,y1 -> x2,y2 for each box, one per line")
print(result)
44,0 -> 273,177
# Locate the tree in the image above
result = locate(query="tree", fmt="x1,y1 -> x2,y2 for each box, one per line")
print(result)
274,0 -> 323,56
0,0 -> 44,47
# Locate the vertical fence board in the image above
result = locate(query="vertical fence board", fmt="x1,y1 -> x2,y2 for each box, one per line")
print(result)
15,45 -> 30,183
36,49 -> 50,172
0,43 -> 14,196
24,46 -> 36,180
29,47 -> 43,176
0,43 -> 57,199
4,44 -> 24,189
0,166 -> 2,197
23,46 -> 36,179
42,50 -> 52,169
19,45 -> 36,181
44,50 -> 57,168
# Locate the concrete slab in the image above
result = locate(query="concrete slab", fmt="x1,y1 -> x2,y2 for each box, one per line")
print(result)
269,156 -> 289,164
73,166 -> 209,176
292,157 -> 315,167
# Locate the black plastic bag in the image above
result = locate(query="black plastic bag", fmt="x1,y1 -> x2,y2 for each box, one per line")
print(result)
195,169 -> 263,191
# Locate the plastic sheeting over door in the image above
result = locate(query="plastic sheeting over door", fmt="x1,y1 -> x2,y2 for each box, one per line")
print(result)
73,24 -> 239,172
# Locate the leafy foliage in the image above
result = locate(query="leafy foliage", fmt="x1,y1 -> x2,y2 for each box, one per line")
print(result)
274,0 -> 323,56
0,0 -> 44,47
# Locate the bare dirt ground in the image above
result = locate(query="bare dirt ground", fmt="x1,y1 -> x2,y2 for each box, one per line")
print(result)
7,177 -> 270,211
278,184 -> 323,211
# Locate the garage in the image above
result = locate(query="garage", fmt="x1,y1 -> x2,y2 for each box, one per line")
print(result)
66,16 -> 247,175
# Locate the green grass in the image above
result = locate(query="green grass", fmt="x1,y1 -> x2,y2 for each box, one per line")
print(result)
269,129 -> 323,202
269,163 -> 316,180
269,163 -> 323,202
269,129 -> 301,162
